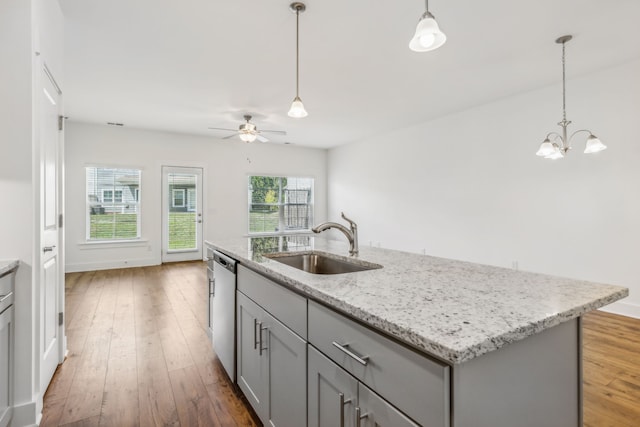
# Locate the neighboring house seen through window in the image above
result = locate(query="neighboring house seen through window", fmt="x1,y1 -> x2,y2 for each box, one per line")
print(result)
86,167 -> 141,241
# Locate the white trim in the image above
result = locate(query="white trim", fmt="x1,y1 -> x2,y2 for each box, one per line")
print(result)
78,238 -> 148,249
598,301 -> 640,319
64,256 -> 159,273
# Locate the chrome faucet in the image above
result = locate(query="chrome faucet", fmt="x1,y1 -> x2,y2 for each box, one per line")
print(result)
312,212 -> 359,256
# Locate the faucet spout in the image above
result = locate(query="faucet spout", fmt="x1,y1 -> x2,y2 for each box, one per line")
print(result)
312,212 -> 359,256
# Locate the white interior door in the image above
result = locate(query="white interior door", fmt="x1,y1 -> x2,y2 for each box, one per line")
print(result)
162,166 -> 203,262
39,64 -> 62,394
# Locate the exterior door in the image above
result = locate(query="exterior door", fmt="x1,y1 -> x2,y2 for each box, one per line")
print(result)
161,166 -> 203,262
39,64 -> 62,394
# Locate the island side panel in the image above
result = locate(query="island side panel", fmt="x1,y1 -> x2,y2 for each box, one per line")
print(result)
451,318 -> 581,427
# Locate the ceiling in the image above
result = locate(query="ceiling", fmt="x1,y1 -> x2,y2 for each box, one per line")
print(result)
59,0 -> 640,149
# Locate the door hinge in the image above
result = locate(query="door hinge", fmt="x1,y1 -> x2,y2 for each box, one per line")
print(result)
58,115 -> 64,131
58,213 -> 63,228
58,312 -> 64,326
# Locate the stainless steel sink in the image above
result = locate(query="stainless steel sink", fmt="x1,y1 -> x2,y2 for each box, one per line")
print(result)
265,251 -> 382,275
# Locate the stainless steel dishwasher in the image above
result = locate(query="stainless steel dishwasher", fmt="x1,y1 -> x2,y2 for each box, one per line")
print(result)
212,250 -> 237,382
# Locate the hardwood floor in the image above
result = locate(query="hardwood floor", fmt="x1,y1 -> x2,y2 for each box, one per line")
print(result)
41,262 -> 260,427
41,262 -> 640,426
583,310 -> 640,427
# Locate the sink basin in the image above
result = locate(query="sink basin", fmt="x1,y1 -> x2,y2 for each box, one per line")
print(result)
265,251 -> 382,275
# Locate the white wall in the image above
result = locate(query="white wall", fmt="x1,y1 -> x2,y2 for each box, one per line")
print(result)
65,122 -> 327,271
328,59 -> 640,317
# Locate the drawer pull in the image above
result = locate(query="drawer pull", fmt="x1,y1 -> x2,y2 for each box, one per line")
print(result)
332,341 -> 370,366
339,392 -> 353,427
0,292 -> 13,303
259,324 -> 268,356
254,318 -> 259,350
356,407 -> 369,427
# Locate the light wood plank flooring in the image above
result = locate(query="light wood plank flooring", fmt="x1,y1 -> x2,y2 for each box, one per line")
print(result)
41,262 -> 259,427
41,262 -> 640,426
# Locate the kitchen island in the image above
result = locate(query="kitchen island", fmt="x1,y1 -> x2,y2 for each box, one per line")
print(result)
206,237 -> 627,427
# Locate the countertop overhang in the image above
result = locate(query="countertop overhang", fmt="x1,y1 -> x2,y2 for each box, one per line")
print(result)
206,237 -> 628,364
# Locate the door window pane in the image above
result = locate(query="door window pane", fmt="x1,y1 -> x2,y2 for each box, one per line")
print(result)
168,173 -> 197,250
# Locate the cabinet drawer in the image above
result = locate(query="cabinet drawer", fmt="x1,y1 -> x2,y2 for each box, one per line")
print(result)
308,300 -> 450,427
237,265 -> 307,339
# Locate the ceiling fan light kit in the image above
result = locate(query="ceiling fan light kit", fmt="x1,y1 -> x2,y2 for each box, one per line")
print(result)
409,0 -> 446,52
536,35 -> 607,159
208,114 -> 286,143
288,2 -> 308,118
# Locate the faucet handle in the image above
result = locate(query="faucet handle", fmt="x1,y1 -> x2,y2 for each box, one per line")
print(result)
341,212 -> 357,229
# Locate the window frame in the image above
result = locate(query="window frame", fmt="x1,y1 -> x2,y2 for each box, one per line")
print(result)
247,175 -> 314,236
86,166 -> 142,242
172,188 -> 186,208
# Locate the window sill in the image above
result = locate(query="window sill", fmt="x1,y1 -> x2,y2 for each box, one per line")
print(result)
78,239 -> 149,250
246,231 -> 314,238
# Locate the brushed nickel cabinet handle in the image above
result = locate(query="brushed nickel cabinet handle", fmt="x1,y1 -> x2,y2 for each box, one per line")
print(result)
0,292 -> 13,302
332,341 -> 370,366
339,392 -> 353,427
356,407 -> 368,427
253,318 -> 259,350
259,324 -> 268,356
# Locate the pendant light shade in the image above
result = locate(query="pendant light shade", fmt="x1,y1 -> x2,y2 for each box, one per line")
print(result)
536,138 -> 555,157
288,96 -> 308,118
409,11 -> 446,52
288,3 -> 308,118
409,1 -> 446,52
583,134 -> 607,154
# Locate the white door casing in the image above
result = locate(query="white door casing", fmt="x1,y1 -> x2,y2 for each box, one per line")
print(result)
39,63 -> 63,396
161,166 -> 204,262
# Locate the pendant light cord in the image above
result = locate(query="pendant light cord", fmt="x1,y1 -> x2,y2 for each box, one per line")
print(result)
561,40 -> 566,122
295,7 -> 300,98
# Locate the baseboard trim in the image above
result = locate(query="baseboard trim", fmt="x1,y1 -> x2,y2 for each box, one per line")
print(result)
11,400 -> 38,427
65,257 -> 159,273
599,301 -> 640,319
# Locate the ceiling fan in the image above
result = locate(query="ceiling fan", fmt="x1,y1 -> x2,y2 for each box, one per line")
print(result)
208,115 -> 287,143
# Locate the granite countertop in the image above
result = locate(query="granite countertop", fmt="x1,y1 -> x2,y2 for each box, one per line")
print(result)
206,237 -> 628,364
0,260 -> 19,276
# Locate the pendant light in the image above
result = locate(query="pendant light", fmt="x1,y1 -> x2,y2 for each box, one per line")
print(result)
288,2 -> 308,118
536,35 -> 607,159
409,0 -> 446,52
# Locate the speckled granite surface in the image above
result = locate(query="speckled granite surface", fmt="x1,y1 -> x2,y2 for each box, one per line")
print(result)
206,237 -> 628,364
0,260 -> 19,276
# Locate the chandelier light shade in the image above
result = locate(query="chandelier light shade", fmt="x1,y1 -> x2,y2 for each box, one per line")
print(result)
536,35 -> 607,159
239,132 -> 257,143
409,0 -> 446,52
288,2 -> 308,118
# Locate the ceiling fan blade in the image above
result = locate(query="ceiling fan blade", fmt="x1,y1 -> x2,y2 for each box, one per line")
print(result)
222,133 -> 239,140
208,127 -> 238,132
260,129 -> 287,135
256,134 -> 269,143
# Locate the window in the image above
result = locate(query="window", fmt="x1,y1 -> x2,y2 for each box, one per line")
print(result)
86,167 -> 141,241
187,188 -> 196,212
172,189 -> 186,207
248,176 -> 314,234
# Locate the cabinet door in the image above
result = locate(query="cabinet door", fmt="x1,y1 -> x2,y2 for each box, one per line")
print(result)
263,310 -> 307,427
236,292 -> 267,420
357,383 -> 419,427
308,345 -> 358,427
0,306 -> 14,427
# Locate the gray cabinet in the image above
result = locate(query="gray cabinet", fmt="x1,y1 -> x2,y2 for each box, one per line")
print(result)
0,267 -> 16,427
236,291 -> 306,427
308,345 -> 358,427
309,346 -> 419,427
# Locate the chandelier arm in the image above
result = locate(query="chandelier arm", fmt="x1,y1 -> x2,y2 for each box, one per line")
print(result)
568,129 -> 593,143
545,132 -> 564,142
